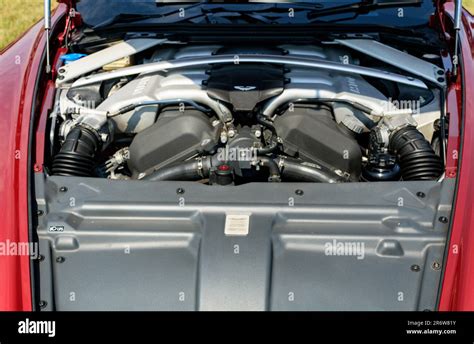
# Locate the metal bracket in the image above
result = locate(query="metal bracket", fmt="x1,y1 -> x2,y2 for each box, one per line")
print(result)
335,39 -> 446,87
70,54 -> 428,90
56,38 -> 168,86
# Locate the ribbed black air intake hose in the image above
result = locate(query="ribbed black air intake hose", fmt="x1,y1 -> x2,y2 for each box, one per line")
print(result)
52,126 -> 101,176
389,126 -> 443,180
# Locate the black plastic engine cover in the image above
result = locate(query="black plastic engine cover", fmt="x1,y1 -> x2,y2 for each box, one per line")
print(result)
206,64 -> 285,112
128,109 -> 219,175
274,105 -> 362,180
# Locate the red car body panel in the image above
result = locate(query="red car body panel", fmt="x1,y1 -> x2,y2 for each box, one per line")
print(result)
0,1 -> 472,311
0,4 -> 68,311
438,2 -> 474,311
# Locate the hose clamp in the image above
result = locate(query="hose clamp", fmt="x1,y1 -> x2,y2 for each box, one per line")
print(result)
196,158 -> 204,178
382,113 -> 418,132
277,156 -> 286,170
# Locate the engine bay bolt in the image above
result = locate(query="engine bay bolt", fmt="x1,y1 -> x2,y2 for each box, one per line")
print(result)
254,130 -> 262,138
59,68 -> 66,74
295,189 -> 304,196
56,256 -> 66,263
228,129 -> 236,138
410,264 -> 421,272
176,188 -> 185,195
432,261 -> 441,270
37,254 -> 45,262
38,300 -> 48,309
59,186 -> 68,193
437,70 -> 445,75
416,192 -> 426,198
268,175 -> 281,183
37,210 -> 44,216
438,216 -> 449,224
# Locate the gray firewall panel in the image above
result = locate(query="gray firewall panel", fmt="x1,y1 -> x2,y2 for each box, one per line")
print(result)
35,174 -> 454,311
53,234 -> 200,311
270,231 -> 443,310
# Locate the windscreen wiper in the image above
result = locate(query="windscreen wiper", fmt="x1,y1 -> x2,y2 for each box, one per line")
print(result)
308,0 -> 423,21
92,1 -> 422,29
92,3 -> 324,29
92,3 -> 205,29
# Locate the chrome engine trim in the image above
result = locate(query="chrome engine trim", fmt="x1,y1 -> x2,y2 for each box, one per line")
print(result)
57,38 -> 169,86
336,39 -> 446,87
69,54 -> 428,89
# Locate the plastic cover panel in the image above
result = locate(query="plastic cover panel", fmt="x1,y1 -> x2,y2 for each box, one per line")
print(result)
34,175 -> 454,311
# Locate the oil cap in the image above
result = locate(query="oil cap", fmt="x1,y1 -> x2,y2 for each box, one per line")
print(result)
210,165 -> 234,185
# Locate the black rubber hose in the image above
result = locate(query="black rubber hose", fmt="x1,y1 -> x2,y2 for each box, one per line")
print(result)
52,126 -> 101,176
277,157 -> 346,183
255,113 -> 280,154
389,126 -> 443,180
258,156 -> 281,181
257,140 -> 279,155
144,155 -> 346,183
143,157 -> 213,181
256,113 -> 277,136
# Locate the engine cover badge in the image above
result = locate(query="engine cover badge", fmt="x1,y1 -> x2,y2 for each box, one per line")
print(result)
207,64 -> 284,112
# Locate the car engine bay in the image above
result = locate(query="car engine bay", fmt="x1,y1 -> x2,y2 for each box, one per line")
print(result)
48,40 -> 446,185
31,6 -> 460,309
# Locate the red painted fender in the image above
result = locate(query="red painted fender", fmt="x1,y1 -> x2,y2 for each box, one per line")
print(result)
439,3 -> 474,311
0,4 -> 68,311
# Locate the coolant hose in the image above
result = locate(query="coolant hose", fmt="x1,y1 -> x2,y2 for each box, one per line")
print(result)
143,154 -> 349,183
257,141 -> 279,155
258,156 -> 281,181
143,157 -> 213,181
277,157 -> 346,183
389,126 -> 443,180
255,113 -> 280,155
52,126 -> 101,176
